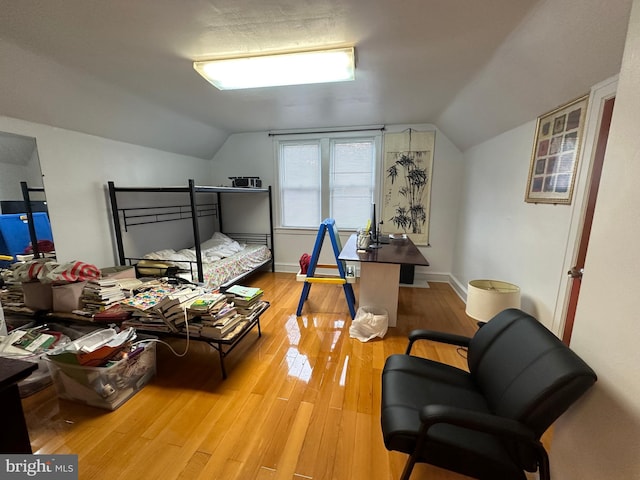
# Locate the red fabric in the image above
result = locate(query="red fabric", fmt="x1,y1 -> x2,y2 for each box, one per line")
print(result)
58,261 -> 101,282
24,240 -> 55,254
27,261 -> 47,280
299,253 -> 311,274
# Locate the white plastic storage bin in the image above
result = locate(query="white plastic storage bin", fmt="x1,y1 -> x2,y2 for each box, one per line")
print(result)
46,340 -> 156,410
1,321 -> 100,398
22,323 -> 105,397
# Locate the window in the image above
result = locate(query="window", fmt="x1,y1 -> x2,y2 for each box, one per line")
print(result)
280,141 -> 321,228
278,133 -> 379,229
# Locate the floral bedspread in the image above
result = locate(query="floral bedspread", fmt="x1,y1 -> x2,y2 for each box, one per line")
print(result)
201,244 -> 271,289
141,232 -> 271,289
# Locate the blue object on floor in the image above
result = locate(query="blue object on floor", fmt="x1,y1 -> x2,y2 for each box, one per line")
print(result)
0,213 -> 53,264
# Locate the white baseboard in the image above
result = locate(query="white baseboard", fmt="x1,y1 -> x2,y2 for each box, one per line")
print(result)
449,275 -> 468,303
422,272 -> 451,284
275,262 -> 302,274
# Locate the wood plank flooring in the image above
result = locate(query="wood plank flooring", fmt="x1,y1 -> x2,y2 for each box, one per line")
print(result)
20,273 -> 482,479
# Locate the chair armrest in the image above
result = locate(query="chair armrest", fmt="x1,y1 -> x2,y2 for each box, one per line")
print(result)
419,404 -> 535,443
418,405 -> 550,480
406,330 -> 471,354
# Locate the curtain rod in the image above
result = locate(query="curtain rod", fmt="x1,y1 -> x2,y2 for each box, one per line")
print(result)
268,125 -> 385,136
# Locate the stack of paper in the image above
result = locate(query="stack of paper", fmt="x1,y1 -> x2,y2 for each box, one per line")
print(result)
47,327 -> 137,367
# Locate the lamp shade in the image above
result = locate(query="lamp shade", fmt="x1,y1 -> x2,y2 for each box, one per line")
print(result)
465,280 -> 521,322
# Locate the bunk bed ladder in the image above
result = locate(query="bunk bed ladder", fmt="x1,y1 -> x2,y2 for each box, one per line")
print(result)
296,218 -> 356,319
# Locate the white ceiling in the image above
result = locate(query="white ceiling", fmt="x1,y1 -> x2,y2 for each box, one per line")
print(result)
0,0 -> 633,159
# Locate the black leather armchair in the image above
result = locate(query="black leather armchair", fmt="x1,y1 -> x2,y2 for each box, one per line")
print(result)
381,308 -> 597,480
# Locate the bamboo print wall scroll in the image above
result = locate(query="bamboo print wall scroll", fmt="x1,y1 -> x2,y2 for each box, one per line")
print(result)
381,130 -> 435,245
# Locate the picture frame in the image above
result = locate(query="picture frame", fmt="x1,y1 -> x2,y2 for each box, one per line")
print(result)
525,94 -> 589,204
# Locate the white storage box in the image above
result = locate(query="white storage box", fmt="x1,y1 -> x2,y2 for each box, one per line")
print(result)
22,281 -> 53,311
52,281 -> 87,312
46,340 -> 156,410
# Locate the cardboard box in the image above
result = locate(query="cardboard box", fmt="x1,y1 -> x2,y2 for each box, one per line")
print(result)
22,281 -> 53,311
52,281 -> 87,313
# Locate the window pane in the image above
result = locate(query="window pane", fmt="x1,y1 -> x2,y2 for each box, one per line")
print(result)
280,143 -> 321,227
331,140 -> 374,229
281,144 -> 320,187
282,189 -> 321,227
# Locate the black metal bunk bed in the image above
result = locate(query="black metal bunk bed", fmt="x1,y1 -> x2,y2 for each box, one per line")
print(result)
20,181 -> 46,259
107,179 -> 274,289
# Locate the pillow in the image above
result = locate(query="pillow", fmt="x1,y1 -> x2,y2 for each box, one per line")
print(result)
200,232 -> 233,250
143,249 -> 177,260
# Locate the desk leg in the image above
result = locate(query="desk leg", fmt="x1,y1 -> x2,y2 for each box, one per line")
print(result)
359,263 -> 400,327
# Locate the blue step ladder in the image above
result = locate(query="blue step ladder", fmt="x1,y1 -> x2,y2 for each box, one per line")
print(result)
296,218 -> 356,319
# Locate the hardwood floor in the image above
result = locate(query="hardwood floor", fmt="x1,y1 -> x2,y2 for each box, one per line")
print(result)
21,272 -> 481,480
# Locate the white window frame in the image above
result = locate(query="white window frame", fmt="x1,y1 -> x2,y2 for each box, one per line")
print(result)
275,131 -> 382,231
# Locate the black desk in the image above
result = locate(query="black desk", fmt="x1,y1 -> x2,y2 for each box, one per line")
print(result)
0,357 -> 37,453
339,234 -> 429,326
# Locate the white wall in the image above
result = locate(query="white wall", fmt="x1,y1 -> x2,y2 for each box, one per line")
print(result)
0,162 -> 30,201
451,74 -> 618,331
550,0 -> 640,477
25,147 -> 43,187
0,115 -> 214,268
209,132 -> 274,240
0,139 -> 41,203
451,121 -> 576,326
210,125 -> 465,283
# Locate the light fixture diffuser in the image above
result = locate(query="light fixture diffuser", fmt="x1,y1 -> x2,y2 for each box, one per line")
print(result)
193,47 -> 355,90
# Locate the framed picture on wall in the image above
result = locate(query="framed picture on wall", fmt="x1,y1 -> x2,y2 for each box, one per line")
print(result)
381,130 -> 435,245
525,94 -> 589,204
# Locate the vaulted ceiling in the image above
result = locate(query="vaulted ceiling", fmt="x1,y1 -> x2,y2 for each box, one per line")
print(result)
0,0 -> 632,159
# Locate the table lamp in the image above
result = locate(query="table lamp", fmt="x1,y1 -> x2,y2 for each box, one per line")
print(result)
465,279 -> 521,323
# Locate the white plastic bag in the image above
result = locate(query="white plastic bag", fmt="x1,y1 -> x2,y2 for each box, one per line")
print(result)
349,306 -> 388,342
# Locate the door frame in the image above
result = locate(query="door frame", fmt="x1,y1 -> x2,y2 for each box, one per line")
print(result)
551,75 -> 618,337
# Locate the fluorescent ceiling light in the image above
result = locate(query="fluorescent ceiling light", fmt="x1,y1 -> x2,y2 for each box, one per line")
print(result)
193,47 -> 355,90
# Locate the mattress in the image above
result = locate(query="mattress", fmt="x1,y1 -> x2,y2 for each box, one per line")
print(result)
200,244 -> 271,289
138,232 -> 271,290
